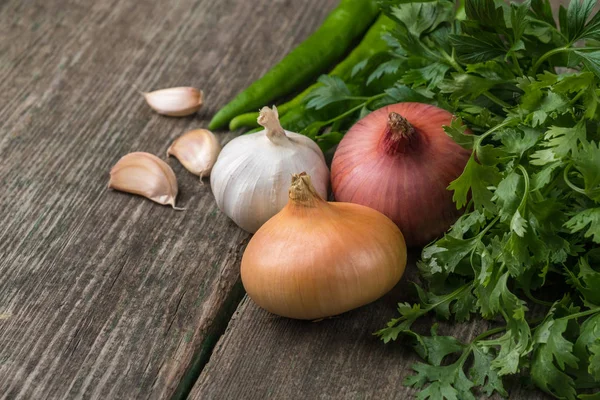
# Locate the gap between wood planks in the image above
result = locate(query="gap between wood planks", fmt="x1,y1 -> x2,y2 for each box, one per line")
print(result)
171,280 -> 245,400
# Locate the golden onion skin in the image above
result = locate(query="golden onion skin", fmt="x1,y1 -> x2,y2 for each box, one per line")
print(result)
241,173 -> 407,320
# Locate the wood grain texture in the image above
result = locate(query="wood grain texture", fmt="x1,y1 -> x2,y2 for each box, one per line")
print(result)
0,0 -> 337,398
190,261 -> 551,400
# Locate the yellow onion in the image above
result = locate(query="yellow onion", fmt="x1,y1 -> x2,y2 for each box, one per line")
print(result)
241,172 -> 407,320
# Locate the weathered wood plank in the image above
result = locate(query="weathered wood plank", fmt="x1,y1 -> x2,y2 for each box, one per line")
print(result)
0,0 -> 338,398
191,261 -> 551,400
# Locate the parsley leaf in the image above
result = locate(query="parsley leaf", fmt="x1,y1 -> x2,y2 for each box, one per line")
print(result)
575,50 -> 600,79
443,117 -> 473,149
305,75 -> 353,110
572,140 -> 600,201
469,345 -> 507,397
448,155 -> 500,211
531,305 -> 580,400
565,209 -> 600,243
449,34 -> 506,64
531,121 -> 587,165
562,0 -> 598,42
438,73 -> 501,100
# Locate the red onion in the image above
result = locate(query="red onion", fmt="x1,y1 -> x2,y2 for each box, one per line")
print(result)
331,102 -> 471,247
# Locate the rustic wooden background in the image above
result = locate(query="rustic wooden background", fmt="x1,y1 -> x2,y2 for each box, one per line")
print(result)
0,0 -> 584,399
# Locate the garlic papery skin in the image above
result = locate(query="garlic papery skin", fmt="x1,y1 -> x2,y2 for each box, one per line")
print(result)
241,173 -> 407,320
210,106 -> 329,233
167,129 -> 221,179
108,152 -> 182,209
142,87 -> 203,116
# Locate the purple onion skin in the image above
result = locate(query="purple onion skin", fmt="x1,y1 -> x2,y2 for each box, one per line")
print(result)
331,103 -> 471,247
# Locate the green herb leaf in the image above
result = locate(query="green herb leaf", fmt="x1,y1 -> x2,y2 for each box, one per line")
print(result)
572,140 -> 600,201
531,313 -> 579,400
530,0 -> 555,27
565,208 -> 600,243
367,58 -> 405,85
510,0 -> 530,49
304,75 -> 353,110
531,121 -> 587,165
470,345 -> 507,397
464,0 -> 506,31
448,154 -> 501,211
443,117 -> 474,149
563,0 -> 598,42
438,73 -> 500,100
575,50 -> 600,79
449,34 -> 506,63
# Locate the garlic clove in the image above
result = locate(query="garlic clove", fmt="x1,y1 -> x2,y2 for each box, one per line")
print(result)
108,152 -> 183,209
167,129 -> 221,179
142,87 -> 203,117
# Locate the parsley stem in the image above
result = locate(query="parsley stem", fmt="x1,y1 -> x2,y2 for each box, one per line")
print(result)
472,326 -> 506,343
474,119 -> 515,155
477,215 -> 500,238
530,46 -> 571,76
476,120 -> 514,144
343,96 -> 373,101
563,165 -> 588,196
389,283 -> 474,329
482,92 -> 511,109
441,49 -> 464,73
422,283 -> 472,316
476,316 -> 548,348
319,93 -> 386,126
516,165 -> 530,211
511,53 -> 524,77
555,307 -> 600,321
570,88 -> 587,104
522,287 -> 554,307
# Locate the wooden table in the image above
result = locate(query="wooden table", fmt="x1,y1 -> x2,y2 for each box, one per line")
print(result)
0,0 -> 572,399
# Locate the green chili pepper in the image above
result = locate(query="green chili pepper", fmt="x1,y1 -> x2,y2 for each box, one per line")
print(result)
228,14 -> 394,131
208,0 -> 379,130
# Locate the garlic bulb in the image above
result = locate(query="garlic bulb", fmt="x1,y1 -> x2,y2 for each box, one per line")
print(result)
210,106 -> 329,233
142,87 -> 203,116
241,173 -> 407,320
108,152 -> 182,209
167,129 -> 221,178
